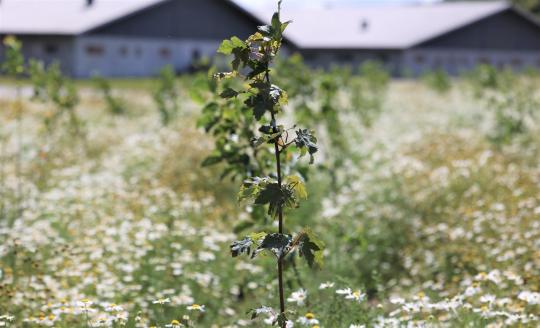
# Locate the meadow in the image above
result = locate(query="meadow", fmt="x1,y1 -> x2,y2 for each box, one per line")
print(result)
1,37 -> 540,327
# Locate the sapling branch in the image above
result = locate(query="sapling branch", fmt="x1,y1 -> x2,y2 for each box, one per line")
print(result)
268,74 -> 287,325
210,2 -> 323,326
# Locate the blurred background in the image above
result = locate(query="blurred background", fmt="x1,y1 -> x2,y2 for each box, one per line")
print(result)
2,0 -> 540,77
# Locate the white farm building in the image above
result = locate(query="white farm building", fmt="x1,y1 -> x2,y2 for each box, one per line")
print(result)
0,0 -> 261,77
2,0 -> 540,77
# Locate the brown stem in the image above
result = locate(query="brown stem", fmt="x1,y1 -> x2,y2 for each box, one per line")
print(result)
15,82 -> 23,223
266,68 -> 286,327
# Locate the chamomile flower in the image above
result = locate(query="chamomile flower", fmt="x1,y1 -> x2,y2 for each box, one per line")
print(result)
319,282 -> 335,290
346,290 -> 366,302
186,304 -> 205,312
336,288 -> 352,295
165,319 -> 184,328
297,312 -> 319,325
152,298 -> 171,305
287,289 -> 307,306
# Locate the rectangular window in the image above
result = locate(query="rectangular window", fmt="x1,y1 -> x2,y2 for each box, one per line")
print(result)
159,47 -> 171,59
478,57 -> 490,65
44,44 -> 58,55
337,53 -> 353,62
511,58 -> 522,67
86,44 -> 104,56
119,46 -> 128,57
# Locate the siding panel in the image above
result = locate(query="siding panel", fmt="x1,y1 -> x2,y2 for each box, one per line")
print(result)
89,0 -> 258,40
418,10 -> 540,50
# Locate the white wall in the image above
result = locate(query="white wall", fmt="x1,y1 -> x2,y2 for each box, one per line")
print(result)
403,48 -> 540,76
73,36 -> 221,78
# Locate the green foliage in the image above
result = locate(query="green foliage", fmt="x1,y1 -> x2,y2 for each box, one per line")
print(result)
238,176 -> 303,217
422,69 -> 452,94
294,129 -> 318,164
205,1 -> 322,325
28,60 -> 47,99
297,229 -> 325,269
466,64 -> 539,144
153,65 -> 180,126
28,59 -> 82,136
350,61 -> 389,128
92,75 -> 125,115
1,36 -> 24,76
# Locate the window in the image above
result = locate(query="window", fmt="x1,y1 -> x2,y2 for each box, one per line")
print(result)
478,57 -> 490,65
303,53 -> 317,61
377,53 -> 389,63
337,53 -> 353,62
44,44 -> 58,55
159,47 -> 171,59
415,55 -> 425,64
433,57 -> 443,68
191,49 -> 201,61
119,46 -> 128,57
511,58 -> 523,68
86,44 -> 104,56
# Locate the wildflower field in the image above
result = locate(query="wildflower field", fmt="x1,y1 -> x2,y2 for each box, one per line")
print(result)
1,35 -> 540,328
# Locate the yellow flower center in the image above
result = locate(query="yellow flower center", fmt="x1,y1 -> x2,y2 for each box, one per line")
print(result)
171,319 -> 181,324
305,312 -> 315,319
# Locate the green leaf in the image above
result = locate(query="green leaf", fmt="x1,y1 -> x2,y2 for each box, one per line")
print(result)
247,306 -> 274,320
220,87 -> 239,99
196,102 -> 219,131
217,36 -> 246,55
201,154 -> 222,167
230,233 -> 266,258
247,62 -> 268,80
274,312 -> 288,327
238,177 -> 272,202
257,25 -> 273,35
251,130 -> 282,147
298,229 -> 325,269
295,129 -> 318,164
213,71 -> 237,80
230,236 -> 254,257
238,177 -> 297,217
258,124 -> 274,134
285,175 -> 307,199
253,233 -> 292,258
244,94 -> 272,121
270,5 -> 292,39
254,183 -> 282,205
2,36 -> 25,76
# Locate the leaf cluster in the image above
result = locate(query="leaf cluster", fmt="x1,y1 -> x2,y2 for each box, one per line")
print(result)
1,36 -> 24,76
238,175 -> 307,217
230,228 -> 324,268
153,65 -> 180,126
92,75 -> 126,115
